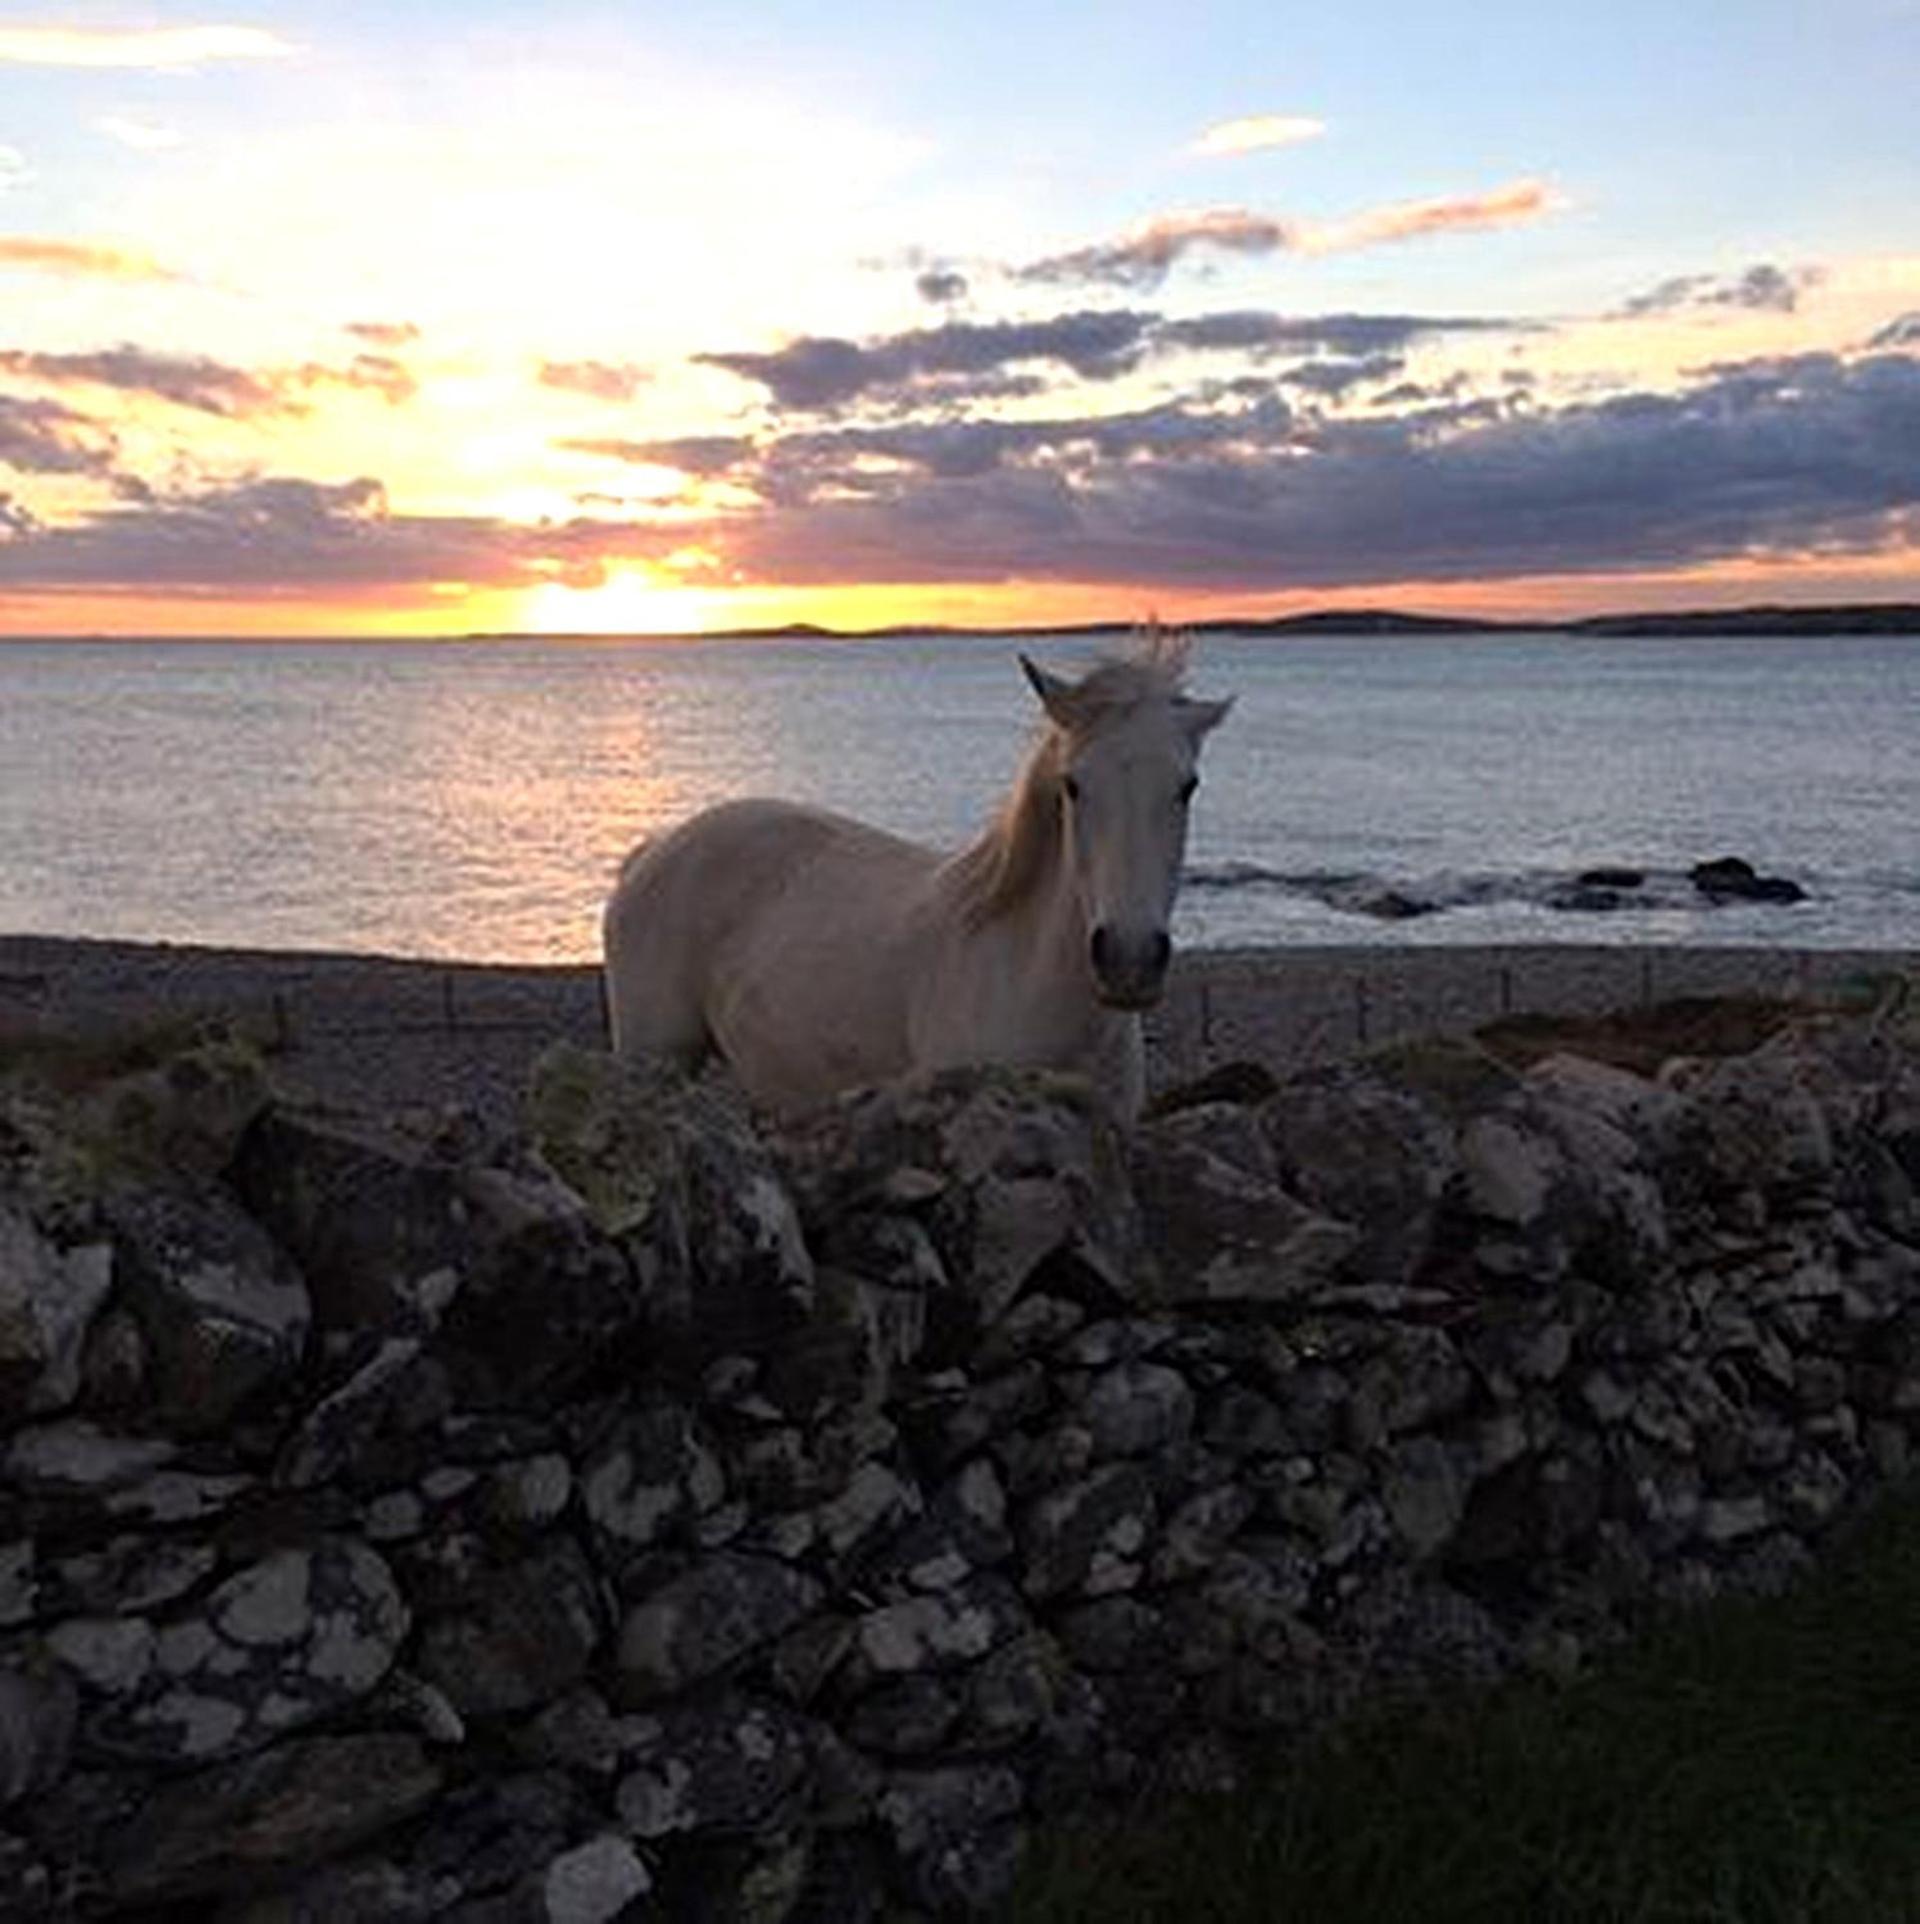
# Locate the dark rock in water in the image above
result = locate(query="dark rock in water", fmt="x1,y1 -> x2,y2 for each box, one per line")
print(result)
1577,866 -> 1646,889
1691,856 -> 1806,904
1325,882 -> 1434,920
1548,885 -> 1631,913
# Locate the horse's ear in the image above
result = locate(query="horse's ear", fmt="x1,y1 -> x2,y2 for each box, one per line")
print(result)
1179,695 -> 1234,739
1020,654 -> 1081,728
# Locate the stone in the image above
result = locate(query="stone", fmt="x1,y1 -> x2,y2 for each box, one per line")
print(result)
1078,1360 -> 1194,1459
848,1676 -> 960,1756
0,1202 -> 113,1421
776,1066 -> 1138,1342
106,1732 -> 440,1902
876,1763 -> 1025,1916
84,1539 -> 408,1763
615,1554 -> 824,1704
848,1576 -> 1027,1683
1382,1437 -> 1468,1559
1131,1103 -> 1359,1305
541,1834 -> 653,1924
579,1398 -> 725,1573
1018,1463 -> 1155,1599
1260,1070 -> 1459,1286
105,1181 -> 310,1432
528,1044 -> 813,1340
1153,1483 -> 1256,1584
615,1694 -> 814,1838
0,1665 -> 76,1805
415,1539 -> 605,1718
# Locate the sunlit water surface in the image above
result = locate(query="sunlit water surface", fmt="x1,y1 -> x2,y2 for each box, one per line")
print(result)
2,629 -> 1916,961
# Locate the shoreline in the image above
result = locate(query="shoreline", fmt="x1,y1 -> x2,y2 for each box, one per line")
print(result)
4,931 -> 1913,1122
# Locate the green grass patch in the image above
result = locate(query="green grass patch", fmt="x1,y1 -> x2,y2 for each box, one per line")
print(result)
1016,1497 -> 1920,1923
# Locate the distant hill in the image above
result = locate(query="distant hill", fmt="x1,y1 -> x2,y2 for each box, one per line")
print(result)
1564,602 -> 1920,637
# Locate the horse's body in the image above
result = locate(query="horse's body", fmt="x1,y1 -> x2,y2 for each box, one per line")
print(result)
602,636 -> 1229,1121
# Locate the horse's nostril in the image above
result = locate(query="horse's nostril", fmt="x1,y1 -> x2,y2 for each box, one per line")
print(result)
1149,931 -> 1171,973
1089,925 -> 1115,973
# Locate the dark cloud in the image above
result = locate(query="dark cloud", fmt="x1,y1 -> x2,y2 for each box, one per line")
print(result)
0,344 -> 418,416
1621,262 -> 1822,318
558,434 -> 753,475
1869,311 -> 1920,350
0,470 -> 685,597
538,359 -> 650,403
916,267 -> 970,304
1016,209 -> 1292,291
0,346 -> 284,417
699,306 -> 1516,414
699,309 -> 1156,411
693,349 -> 1920,591
0,392 -> 121,476
1276,354 -> 1406,398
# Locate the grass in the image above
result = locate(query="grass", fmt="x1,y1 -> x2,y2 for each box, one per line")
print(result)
1015,1494 -> 1920,1923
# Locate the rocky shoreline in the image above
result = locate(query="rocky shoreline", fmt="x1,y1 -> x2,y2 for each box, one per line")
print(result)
2,961 -> 1918,1917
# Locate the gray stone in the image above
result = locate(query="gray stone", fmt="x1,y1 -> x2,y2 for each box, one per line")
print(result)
1131,1103 -> 1359,1304
105,1181 -> 310,1431
85,1538 -> 407,1763
1079,1360 -> 1194,1459
416,1539 -> 605,1718
849,1575 -> 1027,1683
106,1732 -> 440,1901
0,1202 -> 112,1420
541,1834 -> 653,1924
615,1694 -> 813,1838
1018,1463 -> 1155,1599
0,1664 -> 76,1805
615,1554 -> 824,1703
580,1398 -> 725,1571
876,1763 -> 1025,1915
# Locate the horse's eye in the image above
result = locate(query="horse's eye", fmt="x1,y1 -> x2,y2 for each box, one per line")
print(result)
1178,776 -> 1199,803
1062,774 -> 1081,803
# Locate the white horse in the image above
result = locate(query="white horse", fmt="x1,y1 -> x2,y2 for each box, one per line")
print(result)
602,631 -> 1230,1121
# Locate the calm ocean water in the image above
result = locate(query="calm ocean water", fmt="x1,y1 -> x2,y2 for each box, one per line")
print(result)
2,629 -> 1916,963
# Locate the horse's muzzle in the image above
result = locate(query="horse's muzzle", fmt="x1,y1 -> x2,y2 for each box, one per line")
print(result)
1090,925 -> 1172,1009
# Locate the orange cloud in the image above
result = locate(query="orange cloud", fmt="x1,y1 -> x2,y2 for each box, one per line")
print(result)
0,236 -> 185,283
1302,177 -> 1564,253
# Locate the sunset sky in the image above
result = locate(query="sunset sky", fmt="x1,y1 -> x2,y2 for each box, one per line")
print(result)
1,2 -> 1917,636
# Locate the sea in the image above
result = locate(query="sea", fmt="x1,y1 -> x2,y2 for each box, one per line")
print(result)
2,628 -> 1916,964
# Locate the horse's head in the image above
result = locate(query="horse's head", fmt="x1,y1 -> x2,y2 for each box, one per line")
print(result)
1021,642 -> 1231,1010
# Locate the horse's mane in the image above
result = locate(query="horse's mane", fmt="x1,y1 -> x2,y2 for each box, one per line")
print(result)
942,627 -> 1192,929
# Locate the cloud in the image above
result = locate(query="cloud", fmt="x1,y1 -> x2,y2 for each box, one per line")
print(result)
1299,177 -> 1563,253
559,434 -> 754,475
1018,209 -> 1293,291
674,349 -> 1920,592
1155,309 -> 1513,357
0,236 -> 185,283
1191,114 -> 1326,158
1015,178 -> 1562,289
0,26 -> 294,68
0,344 -> 419,415
538,359 -> 651,404
700,310 -> 1157,411
0,143 -> 30,190
1867,311 -> 1920,349
916,267 -> 970,305
95,117 -> 184,152
346,321 -> 422,349
0,393 -> 121,478
1622,262 -> 1824,317
0,346 -> 282,417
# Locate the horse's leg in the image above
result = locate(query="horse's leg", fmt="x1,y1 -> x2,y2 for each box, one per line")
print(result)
601,868 -> 713,1076
1088,1015 -> 1146,1126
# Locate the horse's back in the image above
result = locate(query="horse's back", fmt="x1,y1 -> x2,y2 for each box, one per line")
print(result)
602,799 -> 937,1097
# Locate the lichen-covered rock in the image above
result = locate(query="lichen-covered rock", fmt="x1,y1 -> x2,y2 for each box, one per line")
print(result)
74,1539 -> 407,1763
1017,1463 -> 1155,1600
614,1693 -> 815,1838
413,1538 -> 605,1719
578,1396 -> 726,1574
1130,1104 -> 1359,1305
615,1554 -> 824,1704
876,1763 -> 1025,1915
104,1732 -> 440,1903
0,1203 -> 112,1423
775,1066 -> 1139,1346
528,1044 -> 813,1340
104,1182 -> 310,1433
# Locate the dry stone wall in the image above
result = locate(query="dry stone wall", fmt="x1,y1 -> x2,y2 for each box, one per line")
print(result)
2,994 -> 1919,1920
